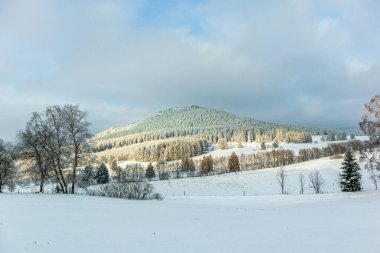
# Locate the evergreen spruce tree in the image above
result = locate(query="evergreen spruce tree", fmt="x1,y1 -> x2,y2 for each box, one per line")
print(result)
228,152 -> 240,173
207,155 -> 214,174
188,158 -> 195,176
340,150 -> 362,192
261,142 -> 266,150
145,162 -> 156,180
180,158 -> 189,172
95,163 -> 110,184
79,165 -> 95,186
200,156 -> 208,175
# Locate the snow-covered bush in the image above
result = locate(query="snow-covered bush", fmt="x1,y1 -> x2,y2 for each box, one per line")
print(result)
86,181 -> 161,200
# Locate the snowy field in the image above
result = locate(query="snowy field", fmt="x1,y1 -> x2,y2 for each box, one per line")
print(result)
1,192 -> 379,253
152,157 -> 376,196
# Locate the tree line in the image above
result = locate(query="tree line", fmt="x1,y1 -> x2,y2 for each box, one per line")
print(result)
17,105 -> 91,193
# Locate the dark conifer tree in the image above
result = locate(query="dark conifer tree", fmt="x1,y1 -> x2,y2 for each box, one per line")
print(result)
340,150 -> 361,192
145,163 -> 155,180
95,163 -> 110,184
228,152 -> 240,173
207,155 -> 214,174
200,156 -> 208,175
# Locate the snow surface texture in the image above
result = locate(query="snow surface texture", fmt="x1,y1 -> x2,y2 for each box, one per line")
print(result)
152,157 -> 375,196
1,193 -> 379,253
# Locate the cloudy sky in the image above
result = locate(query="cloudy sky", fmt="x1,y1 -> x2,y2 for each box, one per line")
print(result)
0,0 -> 379,141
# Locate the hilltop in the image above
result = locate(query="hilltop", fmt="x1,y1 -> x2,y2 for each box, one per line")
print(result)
92,105 -> 337,152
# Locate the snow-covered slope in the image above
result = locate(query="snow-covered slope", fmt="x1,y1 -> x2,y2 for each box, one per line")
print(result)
1,192 -> 379,253
152,156 -> 375,196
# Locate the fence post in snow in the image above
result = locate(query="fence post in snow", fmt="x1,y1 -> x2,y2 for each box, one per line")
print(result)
184,191 -> 186,196
244,191 -> 245,196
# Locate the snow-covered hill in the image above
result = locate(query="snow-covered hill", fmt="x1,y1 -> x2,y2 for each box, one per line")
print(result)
91,106 -> 341,154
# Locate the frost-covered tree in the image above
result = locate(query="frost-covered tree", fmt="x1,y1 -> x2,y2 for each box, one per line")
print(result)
78,165 -> 95,187
228,152 -> 240,173
276,167 -> 287,194
145,163 -> 155,180
309,170 -> 324,194
109,160 -> 118,173
0,140 -> 16,193
298,173 -> 305,194
18,104 -> 91,194
326,131 -> 336,142
218,138 -> 228,150
360,94 -> 380,139
261,142 -> 266,150
17,112 -> 52,193
95,163 -> 110,184
63,104 -> 91,194
340,150 -> 361,192
336,132 -> 347,141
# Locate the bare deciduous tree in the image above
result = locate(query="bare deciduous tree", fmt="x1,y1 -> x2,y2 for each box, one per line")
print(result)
0,140 -> 16,193
367,162 -> 379,190
18,104 -> 91,194
359,94 -> 380,139
276,167 -> 288,194
309,170 -> 324,194
18,112 -> 52,193
63,104 -> 91,194
298,173 -> 305,194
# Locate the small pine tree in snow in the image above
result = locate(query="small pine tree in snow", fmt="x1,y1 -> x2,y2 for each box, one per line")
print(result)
261,142 -> 266,150
145,163 -> 155,180
340,150 -> 361,192
228,152 -> 240,173
79,165 -> 95,187
96,163 -> 110,184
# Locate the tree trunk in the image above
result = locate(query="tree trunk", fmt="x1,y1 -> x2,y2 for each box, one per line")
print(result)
71,151 -> 78,194
39,181 -> 44,193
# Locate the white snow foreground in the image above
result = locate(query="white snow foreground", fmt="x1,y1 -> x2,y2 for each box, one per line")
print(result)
1,192 -> 379,253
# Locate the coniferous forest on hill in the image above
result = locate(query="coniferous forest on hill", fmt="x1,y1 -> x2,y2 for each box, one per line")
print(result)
92,105 -> 341,154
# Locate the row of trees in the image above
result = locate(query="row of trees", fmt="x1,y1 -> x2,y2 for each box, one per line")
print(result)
276,149 -> 362,194
134,138 -> 209,162
17,105 -> 91,193
110,139 -> 371,182
256,129 -> 313,144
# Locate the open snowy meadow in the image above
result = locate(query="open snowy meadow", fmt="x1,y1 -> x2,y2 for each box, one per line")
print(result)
1,192 -> 379,253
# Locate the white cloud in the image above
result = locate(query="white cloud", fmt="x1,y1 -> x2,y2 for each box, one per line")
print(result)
0,0 -> 379,141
